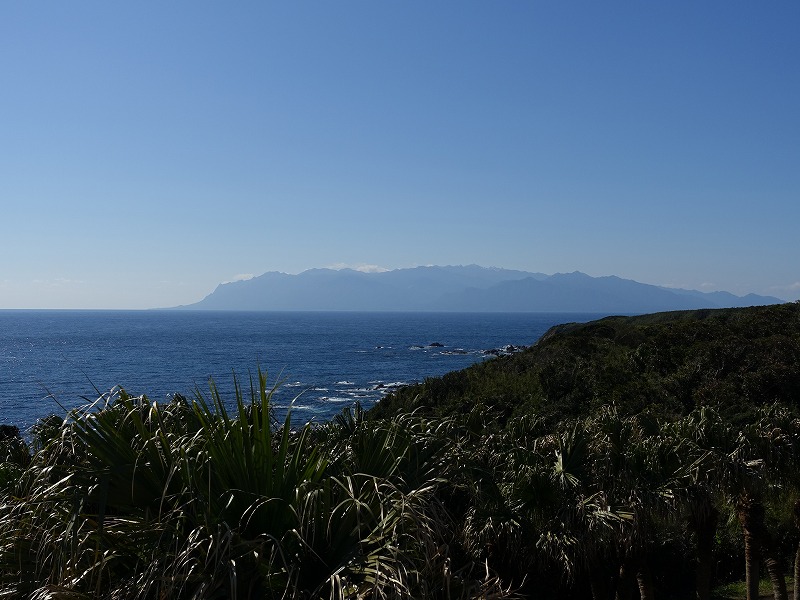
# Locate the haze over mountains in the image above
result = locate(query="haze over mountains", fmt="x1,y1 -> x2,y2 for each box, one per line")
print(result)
173,266 -> 783,313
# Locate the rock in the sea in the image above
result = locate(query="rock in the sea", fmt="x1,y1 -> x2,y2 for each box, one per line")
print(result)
483,344 -> 527,357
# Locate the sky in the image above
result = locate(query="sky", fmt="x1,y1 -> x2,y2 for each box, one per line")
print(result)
1,2 -> 798,309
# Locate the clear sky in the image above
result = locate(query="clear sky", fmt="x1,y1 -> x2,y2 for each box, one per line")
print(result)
1,2 -> 798,309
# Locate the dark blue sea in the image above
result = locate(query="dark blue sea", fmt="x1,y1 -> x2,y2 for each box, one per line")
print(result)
0,311 -> 602,431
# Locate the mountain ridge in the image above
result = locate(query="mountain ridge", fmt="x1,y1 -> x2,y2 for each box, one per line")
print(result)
172,265 -> 783,313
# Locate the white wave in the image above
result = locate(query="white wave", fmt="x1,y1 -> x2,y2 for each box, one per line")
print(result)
377,381 -> 410,389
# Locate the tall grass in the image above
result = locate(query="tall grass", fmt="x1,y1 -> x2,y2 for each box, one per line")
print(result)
9,369 -> 791,598
0,371 -> 486,599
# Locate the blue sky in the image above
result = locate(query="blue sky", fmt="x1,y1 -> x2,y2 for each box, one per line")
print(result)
1,2 -> 798,308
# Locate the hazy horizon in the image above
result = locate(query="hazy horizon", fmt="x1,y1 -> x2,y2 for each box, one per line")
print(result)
2,3 -> 798,309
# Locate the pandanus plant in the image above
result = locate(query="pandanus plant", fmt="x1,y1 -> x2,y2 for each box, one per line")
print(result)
0,371 -> 474,599
676,404 -> 799,600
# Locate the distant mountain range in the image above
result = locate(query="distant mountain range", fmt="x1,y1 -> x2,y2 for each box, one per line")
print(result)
172,266 -> 783,313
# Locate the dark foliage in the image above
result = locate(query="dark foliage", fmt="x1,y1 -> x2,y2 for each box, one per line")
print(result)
372,303 -> 800,426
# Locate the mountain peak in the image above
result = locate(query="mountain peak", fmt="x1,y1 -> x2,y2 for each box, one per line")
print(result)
176,266 -> 783,312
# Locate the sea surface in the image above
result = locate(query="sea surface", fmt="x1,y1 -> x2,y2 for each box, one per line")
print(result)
0,310 -> 603,431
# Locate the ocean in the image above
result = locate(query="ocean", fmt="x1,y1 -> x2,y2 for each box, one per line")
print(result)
0,310 -> 603,431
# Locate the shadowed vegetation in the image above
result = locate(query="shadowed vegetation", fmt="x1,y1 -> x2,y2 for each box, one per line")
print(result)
371,303 -> 800,426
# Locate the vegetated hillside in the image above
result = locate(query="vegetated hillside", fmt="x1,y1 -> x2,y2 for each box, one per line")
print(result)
371,302 -> 800,425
